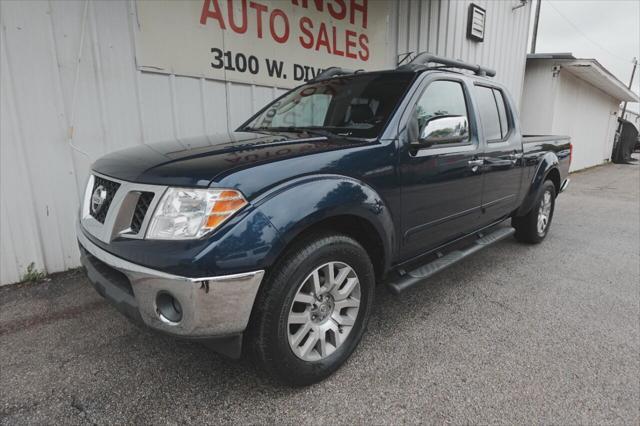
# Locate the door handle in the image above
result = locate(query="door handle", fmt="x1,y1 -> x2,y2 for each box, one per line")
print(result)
468,159 -> 484,172
507,152 -> 522,164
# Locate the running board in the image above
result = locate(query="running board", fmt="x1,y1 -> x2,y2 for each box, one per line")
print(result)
387,226 -> 515,295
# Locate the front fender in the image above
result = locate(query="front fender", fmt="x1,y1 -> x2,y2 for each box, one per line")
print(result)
516,152 -> 559,216
253,174 -> 395,272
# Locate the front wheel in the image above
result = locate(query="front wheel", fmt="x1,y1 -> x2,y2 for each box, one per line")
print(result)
246,233 -> 375,386
512,180 -> 556,244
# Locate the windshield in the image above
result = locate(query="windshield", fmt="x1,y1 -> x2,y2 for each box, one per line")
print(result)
241,73 -> 414,138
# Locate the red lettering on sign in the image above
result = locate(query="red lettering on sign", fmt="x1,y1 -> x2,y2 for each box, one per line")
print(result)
332,26 -> 344,57
269,9 -> 290,43
315,23 -> 331,53
350,0 -> 368,28
200,0 -> 226,28
328,0 -> 347,20
298,16 -> 314,48
291,0 -> 324,12
358,33 -> 369,60
345,29 -> 357,59
249,1 -> 268,38
227,0 -> 248,33
199,0 -> 373,63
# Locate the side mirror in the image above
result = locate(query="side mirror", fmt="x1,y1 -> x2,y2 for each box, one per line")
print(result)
413,115 -> 469,149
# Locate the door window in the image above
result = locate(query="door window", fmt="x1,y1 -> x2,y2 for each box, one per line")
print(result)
413,80 -> 470,145
476,86 -> 510,141
493,89 -> 510,138
476,86 -> 502,141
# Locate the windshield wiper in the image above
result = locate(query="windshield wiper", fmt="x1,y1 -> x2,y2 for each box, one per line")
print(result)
243,126 -> 360,139
300,126 -> 358,138
243,126 -> 333,137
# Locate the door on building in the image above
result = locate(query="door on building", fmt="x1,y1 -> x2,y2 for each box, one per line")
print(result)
603,109 -> 618,162
399,78 -> 485,260
474,85 -> 524,224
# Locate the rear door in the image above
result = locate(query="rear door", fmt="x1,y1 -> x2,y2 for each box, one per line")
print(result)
398,76 -> 485,260
474,85 -> 524,224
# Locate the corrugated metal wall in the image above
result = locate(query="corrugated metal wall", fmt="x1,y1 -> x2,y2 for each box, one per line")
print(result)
392,0 -> 531,107
0,0 -> 531,284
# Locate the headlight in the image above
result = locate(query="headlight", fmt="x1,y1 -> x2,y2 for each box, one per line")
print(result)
147,188 -> 247,240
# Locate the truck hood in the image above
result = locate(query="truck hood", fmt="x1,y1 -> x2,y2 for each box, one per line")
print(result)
92,131 -> 367,187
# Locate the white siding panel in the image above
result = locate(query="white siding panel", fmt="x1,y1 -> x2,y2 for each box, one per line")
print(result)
1,35 -> 46,284
0,0 -> 532,284
1,0 -> 81,280
202,79 -> 230,134
427,0 -> 440,55
553,72 -> 619,172
91,0 -> 144,151
138,72 -> 176,143
174,76 -> 207,139
252,85 -> 275,116
226,83 -> 253,129
522,60 -> 621,172
520,61 -> 558,134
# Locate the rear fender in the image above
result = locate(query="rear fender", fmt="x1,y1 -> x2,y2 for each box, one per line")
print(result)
516,152 -> 559,216
253,175 -> 395,273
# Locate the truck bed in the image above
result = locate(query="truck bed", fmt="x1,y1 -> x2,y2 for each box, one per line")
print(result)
521,134 -> 572,193
522,134 -> 571,144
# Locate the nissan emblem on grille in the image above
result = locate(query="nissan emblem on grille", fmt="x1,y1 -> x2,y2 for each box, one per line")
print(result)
91,185 -> 107,215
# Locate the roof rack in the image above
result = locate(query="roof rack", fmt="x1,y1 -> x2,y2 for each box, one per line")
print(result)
311,67 -> 356,81
397,52 -> 496,77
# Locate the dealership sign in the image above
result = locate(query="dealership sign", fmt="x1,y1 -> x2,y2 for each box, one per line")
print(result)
134,0 -> 391,88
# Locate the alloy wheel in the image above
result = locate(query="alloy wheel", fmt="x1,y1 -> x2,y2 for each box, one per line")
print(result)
537,190 -> 553,235
287,261 -> 361,361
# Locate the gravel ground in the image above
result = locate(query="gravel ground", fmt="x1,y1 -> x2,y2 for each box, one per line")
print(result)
1,160 -> 639,425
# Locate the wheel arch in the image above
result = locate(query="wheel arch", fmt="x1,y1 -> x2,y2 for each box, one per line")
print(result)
277,214 -> 387,280
253,175 -> 395,281
516,152 -> 561,217
545,167 -> 561,195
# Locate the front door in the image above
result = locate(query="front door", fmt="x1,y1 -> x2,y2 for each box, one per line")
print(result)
398,78 -> 484,260
474,85 -> 524,224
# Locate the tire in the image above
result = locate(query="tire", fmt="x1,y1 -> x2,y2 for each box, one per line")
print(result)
246,232 -> 375,386
512,180 -> 556,244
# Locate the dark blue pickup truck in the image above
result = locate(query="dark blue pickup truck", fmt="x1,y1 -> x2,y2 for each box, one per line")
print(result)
78,54 -> 571,385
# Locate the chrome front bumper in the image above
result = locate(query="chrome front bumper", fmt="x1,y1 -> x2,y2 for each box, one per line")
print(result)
77,223 -> 264,339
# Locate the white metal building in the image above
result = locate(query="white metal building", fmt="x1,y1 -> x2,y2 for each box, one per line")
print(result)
0,0 -> 533,285
521,53 -> 638,172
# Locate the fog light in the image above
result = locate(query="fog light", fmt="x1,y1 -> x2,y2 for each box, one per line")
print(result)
156,292 -> 183,324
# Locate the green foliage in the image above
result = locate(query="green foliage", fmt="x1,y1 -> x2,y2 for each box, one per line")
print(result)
21,262 -> 46,283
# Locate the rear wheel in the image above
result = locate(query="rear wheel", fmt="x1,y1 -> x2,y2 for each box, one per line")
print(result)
247,233 -> 375,386
513,180 -> 556,244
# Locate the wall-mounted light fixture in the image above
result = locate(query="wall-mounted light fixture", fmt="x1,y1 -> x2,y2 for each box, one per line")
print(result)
512,0 -> 528,11
467,3 -> 486,42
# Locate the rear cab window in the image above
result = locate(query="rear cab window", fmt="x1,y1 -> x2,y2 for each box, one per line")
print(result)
475,85 -> 511,141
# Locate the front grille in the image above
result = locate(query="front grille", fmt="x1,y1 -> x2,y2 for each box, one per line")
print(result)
130,192 -> 154,234
89,176 -> 120,223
